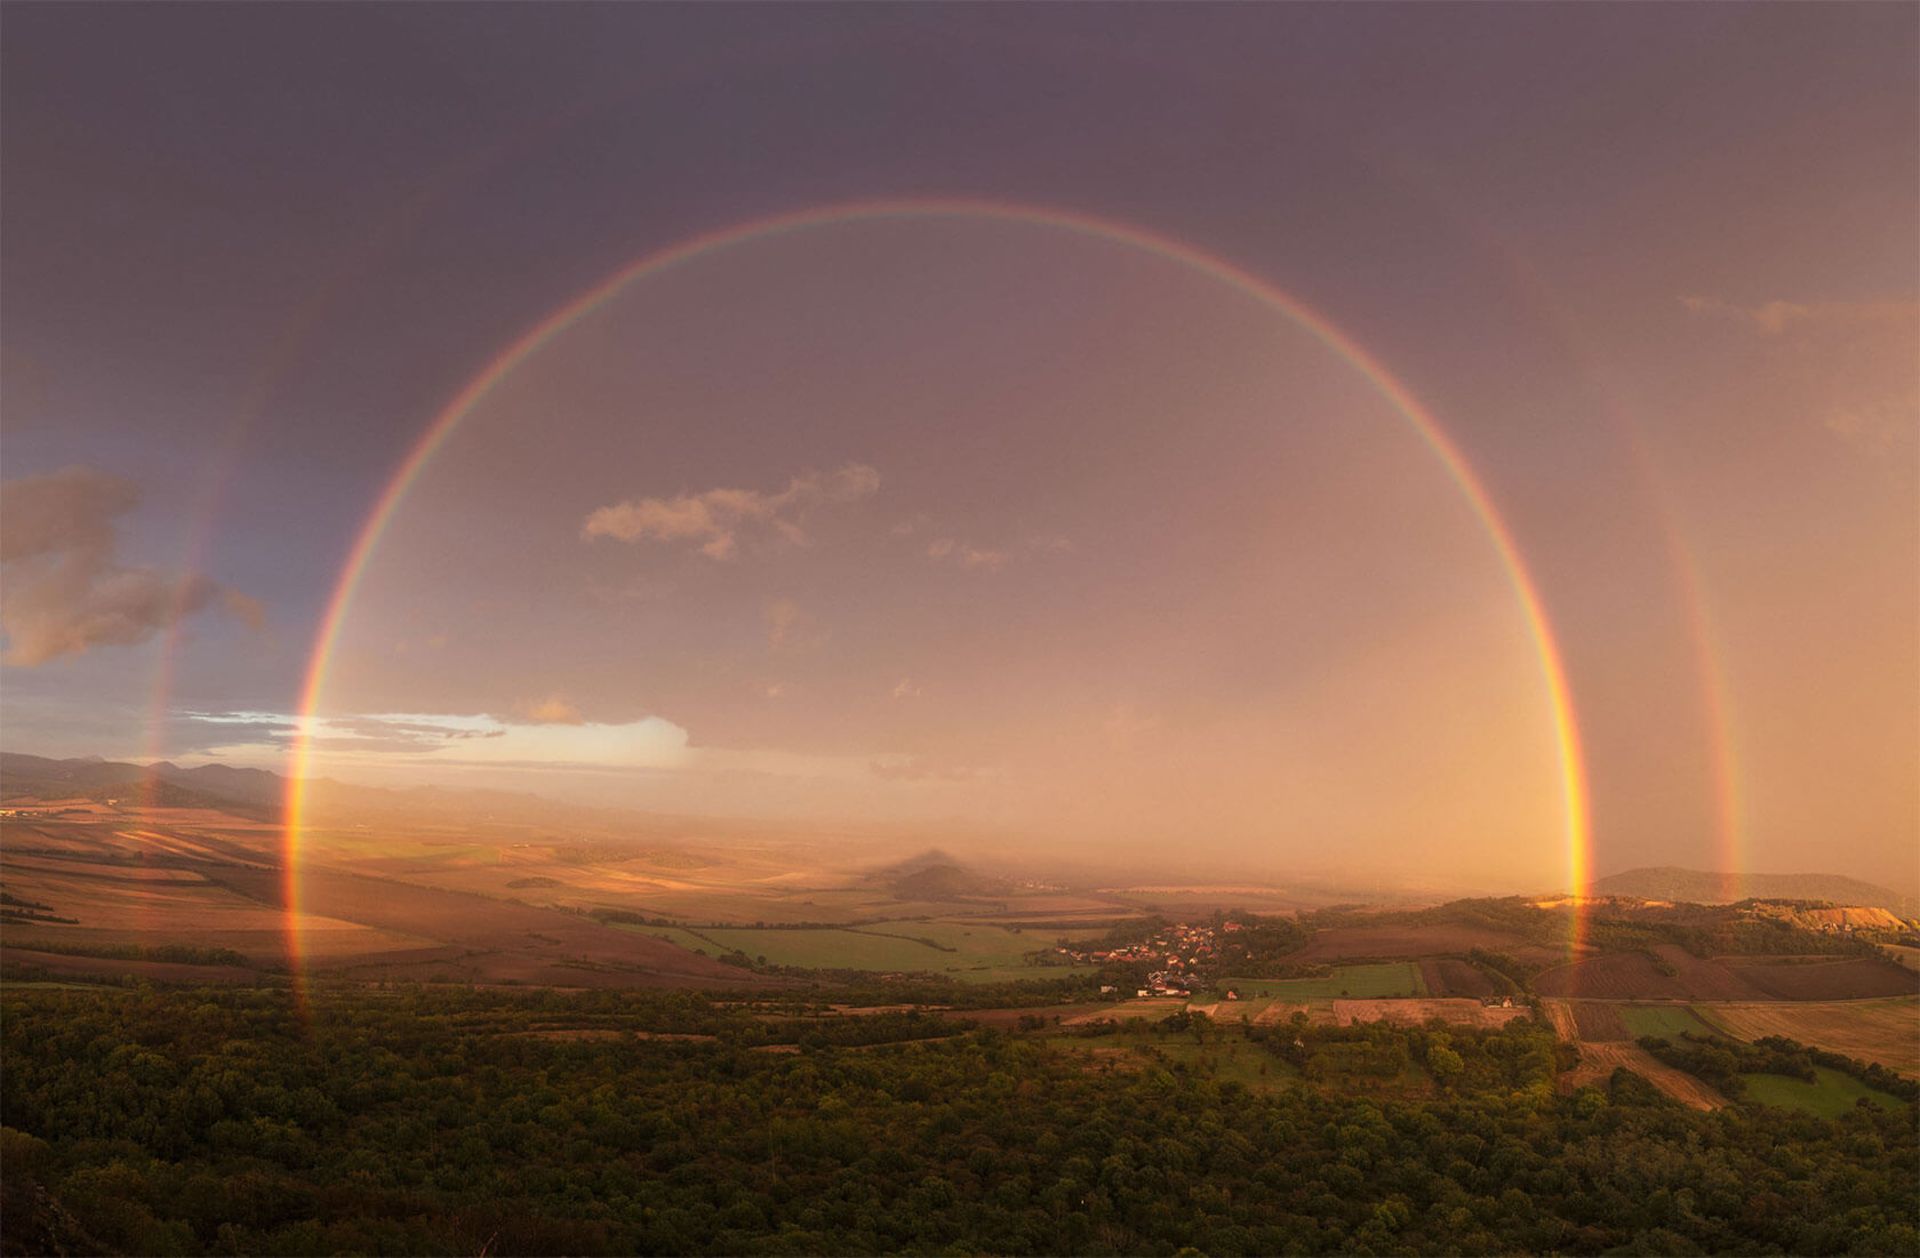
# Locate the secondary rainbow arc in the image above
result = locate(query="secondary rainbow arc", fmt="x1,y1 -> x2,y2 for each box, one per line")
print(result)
282,198 -> 1595,993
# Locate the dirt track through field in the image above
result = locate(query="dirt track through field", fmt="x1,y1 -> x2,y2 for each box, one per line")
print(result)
1562,1042 -> 1728,1110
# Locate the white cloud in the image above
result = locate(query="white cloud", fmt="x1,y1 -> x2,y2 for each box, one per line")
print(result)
890,678 -> 922,700
582,462 -> 880,560
194,708 -> 692,769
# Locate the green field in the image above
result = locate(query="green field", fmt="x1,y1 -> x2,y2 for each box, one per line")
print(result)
1739,1066 -> 1905,1118
1214,962 -> 1426,1001
631,920 -> 1102,983
1621,1005 -> 1718,1039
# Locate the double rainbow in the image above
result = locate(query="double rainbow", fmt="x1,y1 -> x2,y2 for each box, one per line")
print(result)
280,198 -> 1594,989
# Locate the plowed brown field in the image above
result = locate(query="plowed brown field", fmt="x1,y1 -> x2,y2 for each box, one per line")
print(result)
1419,957 -> 1500,997
1538,948 -> 1765,1000
1537,946 -> 1919,1002
1570,1001 -> 1630,1040
1720,956 -> 1918,1001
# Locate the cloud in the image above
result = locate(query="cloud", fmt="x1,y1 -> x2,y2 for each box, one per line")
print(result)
763,597 -> 815,650
520,696 -> 584,725
1821,400 -> 1911,454
890,678 -> 922,700
186,708 -> 689,769
1679,294 -> 1917,336
582,462 -> 880,560
1680,296 -> 1917,451
926,538 -> 1009,571
0,466 -> 261,666
923,531 -> 1071,572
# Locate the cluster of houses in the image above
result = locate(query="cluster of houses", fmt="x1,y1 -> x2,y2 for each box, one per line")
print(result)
1061,920 -> 1244,996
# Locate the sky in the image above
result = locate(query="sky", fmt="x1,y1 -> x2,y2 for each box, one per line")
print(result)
2,5 -> 1914,893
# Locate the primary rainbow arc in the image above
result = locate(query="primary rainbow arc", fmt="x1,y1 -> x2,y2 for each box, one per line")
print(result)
282,198 -> 1595,993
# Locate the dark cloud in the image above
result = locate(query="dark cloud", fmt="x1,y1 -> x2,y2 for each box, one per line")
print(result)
0,467 -> 261,666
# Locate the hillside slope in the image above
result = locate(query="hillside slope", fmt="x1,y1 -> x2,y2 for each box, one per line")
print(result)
1589,866 -> 1915,916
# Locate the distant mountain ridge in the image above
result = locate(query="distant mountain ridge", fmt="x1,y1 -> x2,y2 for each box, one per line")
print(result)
0,752 -> 280,817
1589,865 -> 1916,917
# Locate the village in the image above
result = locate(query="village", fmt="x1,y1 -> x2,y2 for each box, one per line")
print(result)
1055,918 -> 1260,998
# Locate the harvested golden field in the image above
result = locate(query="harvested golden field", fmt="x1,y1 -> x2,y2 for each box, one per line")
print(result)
1560,1041 -> 1728,1110
1331,998 -> 1529,1029
215,864 -> 770,987
1699,998 -> 1920,1077
1252,1000 -> 1315,1026
3,854 -> 210,883
1541,999 -> 1579,1040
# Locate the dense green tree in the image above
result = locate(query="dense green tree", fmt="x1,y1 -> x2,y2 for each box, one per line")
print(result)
1,986 -> 1913,1255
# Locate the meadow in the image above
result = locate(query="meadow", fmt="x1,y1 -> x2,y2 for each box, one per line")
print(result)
1739,1065 -> 1906,1118
1619,1005 -> 1719,1039
629,920 -> 1104,983
1213,961 -> 1426,1001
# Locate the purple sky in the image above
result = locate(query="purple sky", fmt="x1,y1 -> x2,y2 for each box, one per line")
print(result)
3,5 -> 1914,890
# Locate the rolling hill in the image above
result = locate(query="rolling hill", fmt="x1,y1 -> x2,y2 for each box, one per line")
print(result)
1589,866 -> 1916,917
